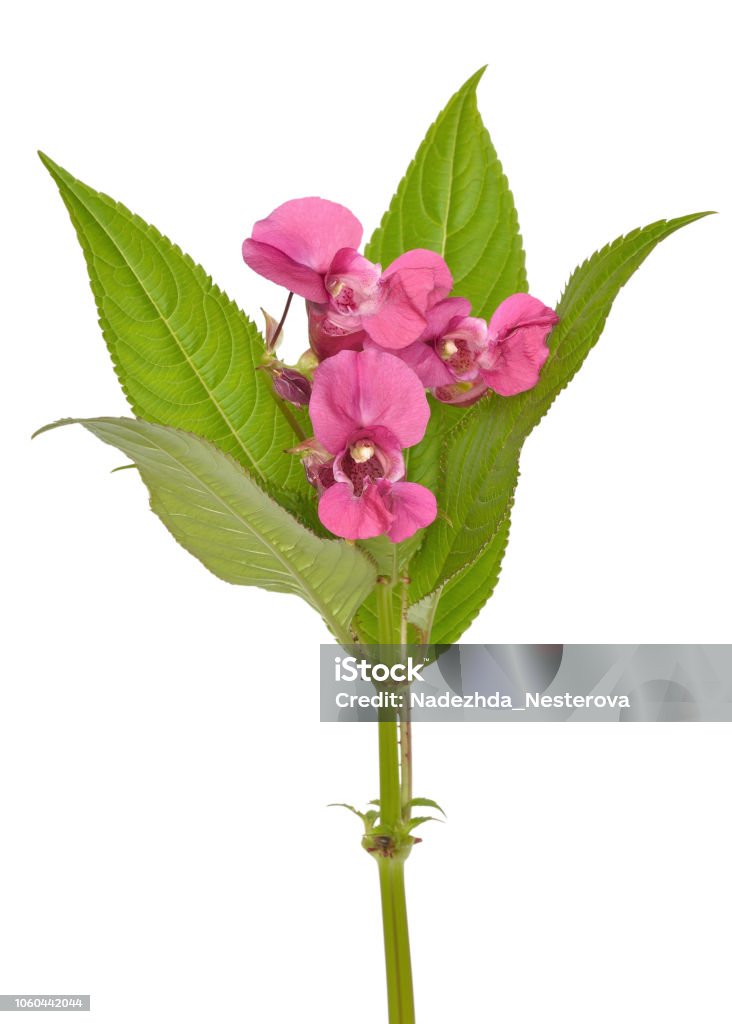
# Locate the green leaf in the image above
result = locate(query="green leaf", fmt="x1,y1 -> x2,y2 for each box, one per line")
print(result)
35,418 -> 376,640
410,213 -> 712,642
415,519 -> 511,643
405,816 -> 441,832
328,803 -> 368,824
407,797 -> 446,817
39,153 -> 310,500
365,67 -> 527,320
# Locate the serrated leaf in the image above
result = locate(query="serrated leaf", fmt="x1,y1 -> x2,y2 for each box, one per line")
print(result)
328,803 -> 368,824
405,816 -> 440,832
365,67 -> 527,320
410,213 -> 712,642
417,519 -> 511,643
39,153 -> 311,501
35,418 -> 375,640
407,797 -> 446,817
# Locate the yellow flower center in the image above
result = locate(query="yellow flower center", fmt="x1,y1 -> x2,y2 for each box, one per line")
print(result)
349,441 -> 375,463
441,338 -> 458,359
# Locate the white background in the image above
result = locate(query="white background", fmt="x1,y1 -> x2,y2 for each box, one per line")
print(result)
2,1 -> 731,1021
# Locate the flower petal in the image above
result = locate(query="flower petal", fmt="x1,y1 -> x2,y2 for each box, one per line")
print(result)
361,250 -> 454,350
483,293 -> 558,396
356,250 -> 453,351
432,378 -> 489,407
242,239 -> 328,302
360,280 -> 427,350
310,349 -> 430,454
307,301 -> 366,360
488,293 -> 558,337
250,198 -> 363,273
381,481 -> 438,542
364,338 -> 454,387
385,249 -> 453,309
242,198 -> 363,299
318,482 -> 393,540
421,296 -> 472,341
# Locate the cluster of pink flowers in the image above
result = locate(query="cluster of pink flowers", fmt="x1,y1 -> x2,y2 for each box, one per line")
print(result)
242,198 -> 558,542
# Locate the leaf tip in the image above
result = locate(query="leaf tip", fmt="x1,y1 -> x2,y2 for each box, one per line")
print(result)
37,150 -> 56,172
31,417 -> 77,440
37,151 -> 70,188
464,65 -> 487,93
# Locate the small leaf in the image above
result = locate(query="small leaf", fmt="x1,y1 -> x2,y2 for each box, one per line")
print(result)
36,418 -> 376,640
408,797 -> 446,818
328,803 -> 368,824
405,816 -> 441,832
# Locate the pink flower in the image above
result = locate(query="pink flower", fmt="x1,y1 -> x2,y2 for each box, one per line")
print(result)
311,248 -> 453,353
368,296 -> 473,388
308,349 -> 437,541
242,198 -> 452,353
370,293 -> 559,405
242,198 -> 363,303
308,301 -> 367,361
479,294 -> 559,396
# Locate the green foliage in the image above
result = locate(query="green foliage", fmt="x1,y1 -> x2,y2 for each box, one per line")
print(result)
35,418 -> 376,640
39,153 -> 311,503
328,803 -> 380,830
407,797 -> 446,817
407,214 -> 712,642
39,73 -> 709,646
365,67 -> 527,321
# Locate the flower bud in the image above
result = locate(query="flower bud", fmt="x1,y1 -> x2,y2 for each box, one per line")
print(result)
259,360 -> 312,407
287,439 -> 335,494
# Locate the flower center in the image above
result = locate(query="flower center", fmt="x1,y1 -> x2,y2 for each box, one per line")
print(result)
341,438 -> 383,497
324,256 -> 383,316
350,440 -> 375,463
439,336 -> 476,376
441,339 -> 459,358
327,279 -> 359,313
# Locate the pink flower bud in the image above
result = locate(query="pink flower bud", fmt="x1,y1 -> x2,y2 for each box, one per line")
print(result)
259,361 -> 312,407
287,439 -> 335,495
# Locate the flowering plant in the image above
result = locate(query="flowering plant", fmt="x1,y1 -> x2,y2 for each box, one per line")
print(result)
36,69 -> 708,1022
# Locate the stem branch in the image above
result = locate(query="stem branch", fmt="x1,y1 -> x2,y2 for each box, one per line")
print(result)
268,290 -> 293,351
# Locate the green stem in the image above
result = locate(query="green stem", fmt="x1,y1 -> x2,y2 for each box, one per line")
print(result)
378,855 -> 415,1023
376,575 -> 397,648
399,708 -> 412,815
378,857 -> 402,1021
390,857 -> 415,1021
375,574 -> 415,1023
379,712 -> 401,826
